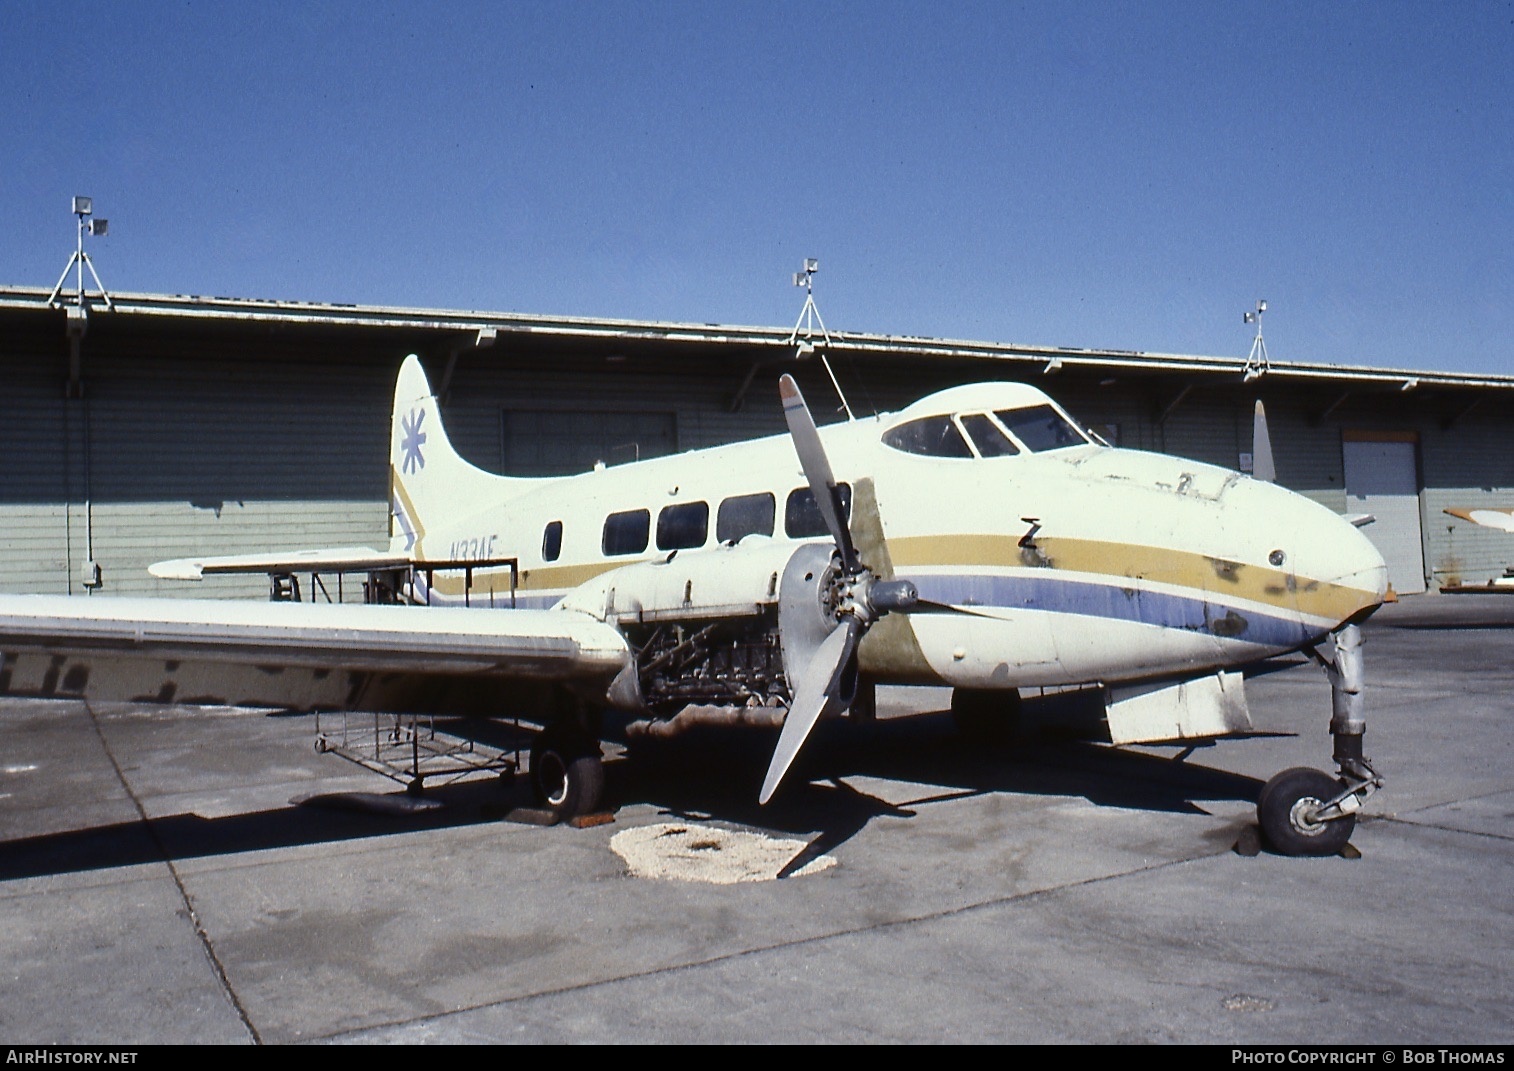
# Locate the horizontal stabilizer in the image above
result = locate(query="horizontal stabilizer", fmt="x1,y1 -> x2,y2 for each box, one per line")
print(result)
151,547 -> 410,581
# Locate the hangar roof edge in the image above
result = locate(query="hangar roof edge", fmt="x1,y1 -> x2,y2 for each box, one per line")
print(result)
3,284 -> 1509,393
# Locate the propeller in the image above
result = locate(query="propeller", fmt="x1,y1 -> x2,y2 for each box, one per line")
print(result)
760,375 -> 918,805
1252,400 -> 1276,483
779,375 -> 858,572
759,616 -> 859,804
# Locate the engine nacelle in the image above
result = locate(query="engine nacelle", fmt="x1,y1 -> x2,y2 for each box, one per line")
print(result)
557,538 -> 844,719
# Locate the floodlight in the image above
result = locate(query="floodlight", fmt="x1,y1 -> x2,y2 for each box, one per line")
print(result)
1242,298 -> 1269,378
48,195 -> 114,311
805,258 -> 818,273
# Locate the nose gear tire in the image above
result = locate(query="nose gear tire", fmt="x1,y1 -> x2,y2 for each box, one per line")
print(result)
1257,766 -> 1356,856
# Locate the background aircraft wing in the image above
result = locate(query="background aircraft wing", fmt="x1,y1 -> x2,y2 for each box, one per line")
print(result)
1445,507 -> 1514,533
149,547 -> 410,581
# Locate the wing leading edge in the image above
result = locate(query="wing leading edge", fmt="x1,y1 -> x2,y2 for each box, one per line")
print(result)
0,594 -> 628,690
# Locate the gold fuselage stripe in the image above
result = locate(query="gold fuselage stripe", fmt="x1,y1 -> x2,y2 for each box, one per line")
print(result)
886,533 -> 1373,622
412,530 -> 1374,624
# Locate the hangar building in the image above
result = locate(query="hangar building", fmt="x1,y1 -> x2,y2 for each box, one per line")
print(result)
3,284 -> 1512,602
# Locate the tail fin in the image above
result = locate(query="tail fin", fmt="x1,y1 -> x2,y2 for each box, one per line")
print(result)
388,354 -> 537,557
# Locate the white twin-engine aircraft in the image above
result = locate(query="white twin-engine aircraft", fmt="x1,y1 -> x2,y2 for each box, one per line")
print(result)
0,355 -> 1389,854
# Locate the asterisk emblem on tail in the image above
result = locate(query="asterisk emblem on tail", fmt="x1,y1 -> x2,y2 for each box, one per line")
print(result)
400,408 -> 427,474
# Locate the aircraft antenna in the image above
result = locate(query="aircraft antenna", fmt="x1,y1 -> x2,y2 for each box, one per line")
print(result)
787,258 -> 854,421
1242,299 -> 1269,382
48,196 -> 114,312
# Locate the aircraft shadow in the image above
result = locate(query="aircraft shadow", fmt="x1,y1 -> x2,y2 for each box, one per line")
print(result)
1,703 -> 1266,882
606,705 -> 1266,863
0,774 -> 536,883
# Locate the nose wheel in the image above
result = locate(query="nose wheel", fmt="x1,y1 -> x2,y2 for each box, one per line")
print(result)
1257,766 -> 1357,856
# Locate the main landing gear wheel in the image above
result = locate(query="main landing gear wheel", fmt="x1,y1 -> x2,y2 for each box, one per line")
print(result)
529,733 -> 604,819
1257,766 -> 1356,856
950,688 -> 1022,745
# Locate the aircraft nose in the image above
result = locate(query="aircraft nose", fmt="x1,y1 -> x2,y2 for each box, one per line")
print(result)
1265,485 -> 1389,622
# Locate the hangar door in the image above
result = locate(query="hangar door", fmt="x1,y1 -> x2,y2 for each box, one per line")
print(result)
1343,432 -> 1426,595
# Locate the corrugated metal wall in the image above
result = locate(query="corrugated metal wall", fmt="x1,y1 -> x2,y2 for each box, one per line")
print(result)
2,353 -> 392,599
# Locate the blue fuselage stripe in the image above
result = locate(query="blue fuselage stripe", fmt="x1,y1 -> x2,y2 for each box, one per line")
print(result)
908,572 -> 1320,650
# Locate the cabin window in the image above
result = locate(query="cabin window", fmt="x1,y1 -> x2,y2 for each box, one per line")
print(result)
996,405 -> 1089,453
785,483 -> 852,538
881,415 -> 974,458
602,509 -> 650,556
542,520 -> 563,562
716,492 -> 775,544
656,501 -> 709,551
960,413 -> 1020,457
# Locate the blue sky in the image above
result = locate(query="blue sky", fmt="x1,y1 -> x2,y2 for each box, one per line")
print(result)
3,1 -> 1510,374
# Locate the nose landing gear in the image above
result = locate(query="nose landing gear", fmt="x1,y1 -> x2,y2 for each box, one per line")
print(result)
1258,622 -> 1383,856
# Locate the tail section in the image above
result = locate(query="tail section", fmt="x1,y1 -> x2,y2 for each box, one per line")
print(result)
388,354 -> 537,558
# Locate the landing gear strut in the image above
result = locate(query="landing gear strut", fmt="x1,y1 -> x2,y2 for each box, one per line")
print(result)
1258,622 -> 1384,855
529,693 -> 605,819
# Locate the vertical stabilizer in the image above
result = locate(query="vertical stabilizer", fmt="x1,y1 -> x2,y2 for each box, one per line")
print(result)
387,354 -> 535,558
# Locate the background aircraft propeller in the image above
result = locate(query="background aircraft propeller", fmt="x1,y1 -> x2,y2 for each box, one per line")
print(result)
1252,400 -> 1276,483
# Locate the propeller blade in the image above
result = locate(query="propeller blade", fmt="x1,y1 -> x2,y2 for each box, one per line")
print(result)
759,617 -> 859,804
1252,400 -> 1276,483
779,374 -> 858,572
907,598 -> 1002,619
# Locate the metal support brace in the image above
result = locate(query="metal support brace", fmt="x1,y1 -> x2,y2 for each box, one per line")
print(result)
1307,622 -> 1383,819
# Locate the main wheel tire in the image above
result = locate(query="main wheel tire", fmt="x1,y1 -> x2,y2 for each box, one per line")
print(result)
529,736 -> 605,818
1257,766 -> 1356,856
950,688 -> 1022,744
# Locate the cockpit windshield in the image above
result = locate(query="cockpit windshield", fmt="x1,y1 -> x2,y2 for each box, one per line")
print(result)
959,413 -> 1019,457
881,401 -> 1093,459
995,405 -> 1090,452
880,415 -> 973,458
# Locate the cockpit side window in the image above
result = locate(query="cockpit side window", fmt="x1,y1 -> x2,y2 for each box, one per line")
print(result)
881,415 -> 974,458
995,405 -> 1090,452
959,413 -> 1020,457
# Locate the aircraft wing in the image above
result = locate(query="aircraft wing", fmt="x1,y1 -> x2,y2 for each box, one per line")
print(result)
0,594 -> 629,708
149,547 -> 411,581
1445,507 -> 1514,533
